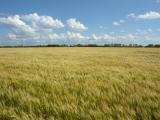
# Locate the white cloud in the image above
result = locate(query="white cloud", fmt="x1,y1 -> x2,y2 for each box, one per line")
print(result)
128,11 -> 160,20
65,31 -> 87,40
48,32 -> 87,40
0,15 -> 35,34
93,33 -> 160,45
0,13 -> 87,42
22,13 -> 64,30
127,13 -> 136,18
0,13 -> 65,38
90,34 -> 99,40
90,34 -> 115,41
6,31 -> 160,45
88,33 -> 153,45
7,33 -> 41,41
8,33 -> 17,40
100,34 -> 116,40
48,33 -> 61,40
0,13 -> 65,41
67,18 -> 88,32
113,21 -> 120,26
113,19 -> 125,26
137,11 -> 160,20
0,13 -> 159,45
8,31 -> 88,41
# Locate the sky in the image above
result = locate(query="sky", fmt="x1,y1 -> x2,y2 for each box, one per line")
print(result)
0,0 -> 160,45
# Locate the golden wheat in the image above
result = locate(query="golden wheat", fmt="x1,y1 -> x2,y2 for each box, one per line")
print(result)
0,48 -> 160,120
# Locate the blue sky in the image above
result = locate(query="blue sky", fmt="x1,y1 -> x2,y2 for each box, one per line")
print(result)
0,0 -> 160,45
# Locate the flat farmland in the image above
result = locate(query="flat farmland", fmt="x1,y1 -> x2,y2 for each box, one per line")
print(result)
0,48 -> 160,120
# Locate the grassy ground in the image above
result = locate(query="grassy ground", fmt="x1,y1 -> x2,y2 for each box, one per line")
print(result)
0,47 -> 160,120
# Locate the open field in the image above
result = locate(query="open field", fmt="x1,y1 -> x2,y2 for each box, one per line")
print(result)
0,48 -> 160,120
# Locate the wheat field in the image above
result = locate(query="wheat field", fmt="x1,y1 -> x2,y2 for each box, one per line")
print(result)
0,48 -> 160,120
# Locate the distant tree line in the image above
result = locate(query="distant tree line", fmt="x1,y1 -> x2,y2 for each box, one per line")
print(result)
145,44 -> 160,48
0,44 -> 160,48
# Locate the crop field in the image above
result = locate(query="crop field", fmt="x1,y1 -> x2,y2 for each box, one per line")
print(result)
0,48 -> 160,120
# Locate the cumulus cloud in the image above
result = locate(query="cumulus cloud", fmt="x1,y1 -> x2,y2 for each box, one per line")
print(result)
0,13 -> 65,37
128,11 -> 160,20
0,15 -> 35,34
3,15 -> 88,41
21,13 -> 64,30
67,18 -> 88,32
0,13 -> 159,45
0,13 -> 66,41
137,11 -> 160,20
